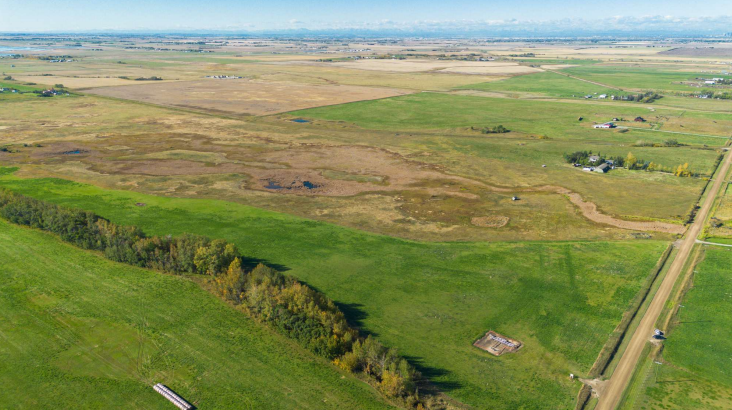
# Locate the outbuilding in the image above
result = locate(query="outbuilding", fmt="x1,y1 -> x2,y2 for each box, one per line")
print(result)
593,122 -> 615,129
594,163 -> 610,173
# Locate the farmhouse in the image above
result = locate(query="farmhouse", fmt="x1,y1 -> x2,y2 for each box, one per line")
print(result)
589,155 -> 600,163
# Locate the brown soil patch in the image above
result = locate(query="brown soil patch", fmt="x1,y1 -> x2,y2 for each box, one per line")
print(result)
438,65 -> 540,75
659,47 -> 732,57
470,216 -> 509,228
473,331 -> 523,356
581,378 -> 610,398
326,59 -> 540,74
83,79 -> 413,116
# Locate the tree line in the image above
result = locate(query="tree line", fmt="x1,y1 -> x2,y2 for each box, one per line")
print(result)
0,189 -> 448,409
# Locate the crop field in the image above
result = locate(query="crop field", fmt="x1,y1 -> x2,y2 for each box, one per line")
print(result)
0,169 -> 669,409
84,79 -> 413,115
0,219 -> 394,409
621,246 -> 732,410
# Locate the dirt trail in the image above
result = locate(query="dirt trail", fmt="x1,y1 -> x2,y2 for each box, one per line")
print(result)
595,149 -> 732,410
541,68 -> 624,91
491,184 -> 685,234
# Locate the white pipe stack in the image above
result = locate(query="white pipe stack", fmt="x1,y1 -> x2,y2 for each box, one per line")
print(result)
153,383 -> 194,410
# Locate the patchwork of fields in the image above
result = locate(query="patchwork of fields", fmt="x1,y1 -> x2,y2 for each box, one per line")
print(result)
2,36 -> 732,409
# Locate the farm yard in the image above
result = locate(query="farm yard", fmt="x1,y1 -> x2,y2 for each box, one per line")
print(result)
1,34 -> 732,410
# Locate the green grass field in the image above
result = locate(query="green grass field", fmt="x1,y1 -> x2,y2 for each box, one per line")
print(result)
0,219 -> 395,409
0,168 -> 670,408
457,71 -> 622,98
292,92 -> 731,141
623,246 -> 732,410
562,66 -> 732,92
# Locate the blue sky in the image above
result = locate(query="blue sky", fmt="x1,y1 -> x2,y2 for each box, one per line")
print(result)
1,0 -> 731,32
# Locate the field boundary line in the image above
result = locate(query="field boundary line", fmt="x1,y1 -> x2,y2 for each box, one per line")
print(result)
541,68 -> 624,91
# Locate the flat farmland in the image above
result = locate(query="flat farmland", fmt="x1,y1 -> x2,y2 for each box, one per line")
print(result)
291,92 -> 732,139
320,59 -> 542,74
458,70 -> 623,97
562,65 -> 732,92
83,79 -> 413,115
0,170 -> 669,409
3,37 -> 732,410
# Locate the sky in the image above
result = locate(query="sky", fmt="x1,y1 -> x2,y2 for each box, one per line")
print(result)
1,0 -> 732,34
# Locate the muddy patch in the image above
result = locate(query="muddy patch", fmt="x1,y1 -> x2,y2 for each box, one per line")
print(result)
62,149 -> 90,155
262,176 -> 322,192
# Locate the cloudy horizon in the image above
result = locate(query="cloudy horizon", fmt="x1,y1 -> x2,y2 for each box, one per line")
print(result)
1,0 -> 731,36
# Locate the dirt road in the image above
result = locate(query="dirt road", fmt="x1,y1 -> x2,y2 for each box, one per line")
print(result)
541,68 -> 624,91
595,149 -> 731,410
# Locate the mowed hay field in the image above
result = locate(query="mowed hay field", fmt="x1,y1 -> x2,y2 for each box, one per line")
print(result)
84,79 -> 413,116
0,219 -> 395,410
623,246 -> 732,410
0,170 -> 669,409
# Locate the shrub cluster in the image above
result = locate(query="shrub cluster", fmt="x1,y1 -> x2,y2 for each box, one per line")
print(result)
481,124 -> 509,134
0,189 -> 437,408
632,139 -> 682,147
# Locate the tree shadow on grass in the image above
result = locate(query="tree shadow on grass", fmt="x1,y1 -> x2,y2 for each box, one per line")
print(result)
333,301 -> 378,337
403,354 -> 463,393
240,255 -> 290,273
